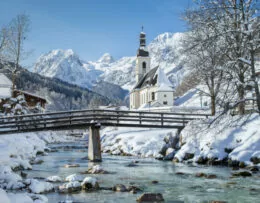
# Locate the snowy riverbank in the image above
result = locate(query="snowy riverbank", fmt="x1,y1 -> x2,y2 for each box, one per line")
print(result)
0,131 -> 77,203
101,113 -> 260,166
176,113 -> 260,165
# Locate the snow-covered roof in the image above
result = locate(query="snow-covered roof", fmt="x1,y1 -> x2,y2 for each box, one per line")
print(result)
0,73 -> 12,87
0,87 -> 12,99
14,90 -> 47,102
156,67 -> 173,91
133,66 -> 173,92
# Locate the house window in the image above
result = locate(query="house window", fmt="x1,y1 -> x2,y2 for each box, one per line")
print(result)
163,101 -> 168,105
151,92 -> 155,100
164,94 -> 167,97
142,62 -> 146,74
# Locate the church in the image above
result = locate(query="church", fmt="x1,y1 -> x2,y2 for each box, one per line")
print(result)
130,31 -> 174,110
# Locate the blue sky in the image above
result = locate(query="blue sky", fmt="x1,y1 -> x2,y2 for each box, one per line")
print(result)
0,0 -> 193,67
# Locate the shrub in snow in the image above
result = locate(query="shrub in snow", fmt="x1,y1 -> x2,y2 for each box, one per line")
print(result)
1,95 -> 29,116
81,177 -> 99,190
65,174 -> 84,182
28,179 -> 54,194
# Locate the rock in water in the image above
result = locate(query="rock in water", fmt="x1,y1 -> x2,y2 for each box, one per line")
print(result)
85,165 -> 108,174
113,184 -> 127,192
137,193 -> 164,202
81,177 -> 99,190
65,174 -> 84,182
58,181 -> 81,193
232,171 -> 252,177
64,164 -> 80,168
46,175 -> 62,182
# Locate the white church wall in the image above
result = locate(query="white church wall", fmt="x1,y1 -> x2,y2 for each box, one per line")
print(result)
156,91 -> 174,106
135,56 -> 151,82
130,90 -> 141,110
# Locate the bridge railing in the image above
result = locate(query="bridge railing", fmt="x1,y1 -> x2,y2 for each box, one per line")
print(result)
0,109 -> 211,134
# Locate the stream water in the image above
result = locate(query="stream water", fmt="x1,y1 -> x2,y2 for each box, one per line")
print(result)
26,141 -> 260,203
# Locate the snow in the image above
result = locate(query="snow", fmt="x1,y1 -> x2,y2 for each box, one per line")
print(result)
0,189 -> 11,203
0,73 -> 12,87
29,179 -> 54,194
81,177 -> 97,187
65,174 -> 84,182
0,131 -> 76,199
156,67 -> 173,91
97,53 -> 114,64
175,113 -> 260,164
0,188 -> 48,203
46,176 -> 62,182
101,127 -> 178,157
0,87 -> 11,99
62,181 -> 81,189
33,32 -> 189,92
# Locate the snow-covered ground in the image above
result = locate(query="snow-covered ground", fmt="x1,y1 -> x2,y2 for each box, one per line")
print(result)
101,127 -> 178,158
101,113 -> 260,166
0,131 -> 76,203
176,113 -> 260,165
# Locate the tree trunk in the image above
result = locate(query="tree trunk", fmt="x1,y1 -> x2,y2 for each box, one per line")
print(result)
211,94 -> 216,116
237,83 -> 245,115
250,49 -> 260,113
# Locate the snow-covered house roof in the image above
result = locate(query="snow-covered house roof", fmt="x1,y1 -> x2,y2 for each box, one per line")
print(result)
0,73 -> 12,87
14,90 -> 47,102
0,73 -> 12,99
133,66 -> 173,91
156,67 -> 173,91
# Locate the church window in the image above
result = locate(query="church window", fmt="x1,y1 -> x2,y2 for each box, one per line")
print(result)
142,62 -> 146,73
151,92 -> 155,100
163,101 -> 168,105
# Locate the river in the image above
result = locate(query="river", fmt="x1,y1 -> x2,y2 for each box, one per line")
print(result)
26,141 -> 260,203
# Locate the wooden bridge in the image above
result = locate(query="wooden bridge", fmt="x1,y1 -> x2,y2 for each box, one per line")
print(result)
0,109 -> 210,161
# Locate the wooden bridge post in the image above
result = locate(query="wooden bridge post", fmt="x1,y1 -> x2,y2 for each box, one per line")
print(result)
88,123 -> 102,162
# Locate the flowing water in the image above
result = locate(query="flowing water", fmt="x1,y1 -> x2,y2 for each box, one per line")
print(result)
27,141 -> 260,203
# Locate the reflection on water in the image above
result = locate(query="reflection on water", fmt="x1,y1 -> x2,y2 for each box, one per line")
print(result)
27,142 -> 260,203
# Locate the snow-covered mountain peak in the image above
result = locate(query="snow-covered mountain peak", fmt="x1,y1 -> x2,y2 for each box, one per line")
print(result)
152,32 -> 174,43
34,31 -> 190,93
46,49 -> 76,59
97,53 -> 114,64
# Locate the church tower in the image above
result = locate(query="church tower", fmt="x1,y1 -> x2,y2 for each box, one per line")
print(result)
135,28 -> 151,83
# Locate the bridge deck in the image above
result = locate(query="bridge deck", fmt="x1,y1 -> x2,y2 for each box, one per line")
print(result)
0,109 -> 210,134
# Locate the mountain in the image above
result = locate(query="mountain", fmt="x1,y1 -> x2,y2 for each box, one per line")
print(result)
33,32 -> 190,97
97,53 -> 114,64
0,61 -> 110,111
34,49 -> 103,89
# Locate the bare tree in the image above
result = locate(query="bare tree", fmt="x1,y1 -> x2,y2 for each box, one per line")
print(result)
0,26 -> 8,61
182,7 -> 226,115
5,14 -> 30,94
183,0 -> 259,115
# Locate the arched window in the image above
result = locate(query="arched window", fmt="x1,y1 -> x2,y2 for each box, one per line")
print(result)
142,62 -> 146,74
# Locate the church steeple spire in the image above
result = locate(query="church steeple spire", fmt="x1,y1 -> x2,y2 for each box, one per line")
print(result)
140,26 -> 146,47
137,27 -> 149,57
